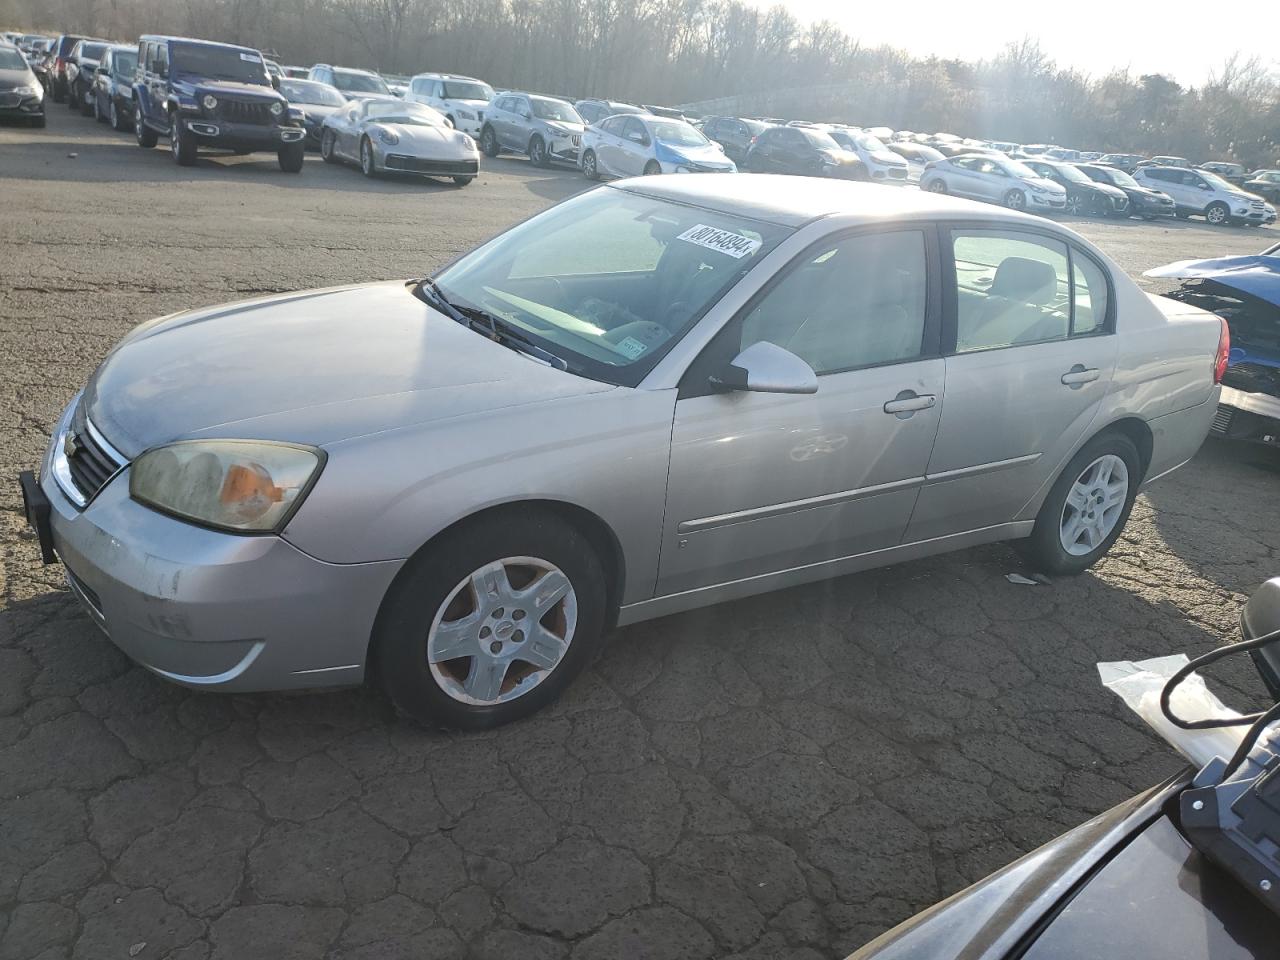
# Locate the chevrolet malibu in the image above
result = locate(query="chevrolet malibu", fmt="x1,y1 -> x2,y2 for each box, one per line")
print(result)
18,178 -> 1225,729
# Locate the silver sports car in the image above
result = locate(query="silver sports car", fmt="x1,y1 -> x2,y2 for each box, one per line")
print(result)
18,178 -> 1225,729
320,98 -> 479,185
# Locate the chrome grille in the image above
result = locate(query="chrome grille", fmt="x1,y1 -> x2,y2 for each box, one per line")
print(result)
216,98 -> 274,125
58,402 -> 127,505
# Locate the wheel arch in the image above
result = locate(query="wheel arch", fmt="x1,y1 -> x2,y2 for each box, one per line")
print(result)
370,498 -> 628,664
1093,415 -> 1154,480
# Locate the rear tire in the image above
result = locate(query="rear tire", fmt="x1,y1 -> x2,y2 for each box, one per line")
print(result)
1018,431 -> 1141,575
373,511 -> 607,730
479,125 -> 499,157
67,83 -> 80,110
278,141 -> 304,173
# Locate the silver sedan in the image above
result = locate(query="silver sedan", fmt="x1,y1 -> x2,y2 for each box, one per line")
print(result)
19,178 -> 1224,728
320,98 -> 479,185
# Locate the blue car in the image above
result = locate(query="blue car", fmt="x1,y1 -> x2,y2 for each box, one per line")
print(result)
133,35 -> 306,172
579,113 -> 736,180
1148,244 -> 1280,446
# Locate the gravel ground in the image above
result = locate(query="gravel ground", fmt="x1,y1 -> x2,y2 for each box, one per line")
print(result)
2,109 -> 1278,960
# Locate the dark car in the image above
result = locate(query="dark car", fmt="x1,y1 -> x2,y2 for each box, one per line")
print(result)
0,41 -> 45,127
1201,161 -> 1248,185
278,78 -> 347,147
46,34 -> 86,102
1097,152 -> 1147,173
744,125 -> 865,179
1147,249 -> 1280,447
134,35 -> 306,172
700,115 -> 772,164
849,578 -> 1280,960
1244,170 -> 1280,203
91,44 -> 138,131
66,39 -> 109,116
1077,163 -> 1177,219
573,98 -> 642,127
1023,158 -> 1129,216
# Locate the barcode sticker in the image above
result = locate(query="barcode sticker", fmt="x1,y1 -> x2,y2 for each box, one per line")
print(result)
677,224 -> 761,259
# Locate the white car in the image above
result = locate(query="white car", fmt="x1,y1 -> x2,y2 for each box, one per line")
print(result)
921,154 -> 1067,213
406,72 -> 495,136
579,113 -> 735,179
319,98 -> 479,185
828,128 -> 909,184
1132,166 -> 1272,226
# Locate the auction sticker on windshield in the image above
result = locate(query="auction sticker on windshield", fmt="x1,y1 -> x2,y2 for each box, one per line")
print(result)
677,224 -> 762,259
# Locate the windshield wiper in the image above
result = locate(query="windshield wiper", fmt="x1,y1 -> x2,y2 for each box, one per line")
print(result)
414,279 -> 569,371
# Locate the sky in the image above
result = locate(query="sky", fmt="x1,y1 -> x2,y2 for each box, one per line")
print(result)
764,1 -> 1278,86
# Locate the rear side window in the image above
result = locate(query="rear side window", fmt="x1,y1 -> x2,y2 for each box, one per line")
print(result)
952,231 -> 1110,352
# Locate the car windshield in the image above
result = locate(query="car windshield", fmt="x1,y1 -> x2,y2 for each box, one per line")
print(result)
1002,159 -> 1040,179
112,50 -> 137,75
333,70 -> 389,94
530,97 -> 582,123
364,100 -> 445,126
742,119 -> 770,135
1095,167 -> 1139,188
433,187 -> 791,387
799,128 -> 842,150
0,46 -> 26,69
172,43 -> 269,84
1052,163 -> 1092,185
280,80 -> 344,106
80,42 -> 106,60
650,120 -> 707,147
442,80 -> 494,100
854,133 -> 887,151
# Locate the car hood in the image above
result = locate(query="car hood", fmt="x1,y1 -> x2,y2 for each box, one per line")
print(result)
84,281 -> 611,458
0,66 -> 34,87
297,102 -> 341,121
656,140 -> 730,164
1028,176 -> 1066,193
173,77 -> 283,103
1090,182 -> 1126,199
1144,254 -> 1280,307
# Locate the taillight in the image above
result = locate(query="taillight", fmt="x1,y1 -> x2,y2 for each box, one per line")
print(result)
1214,317 -> 1230,384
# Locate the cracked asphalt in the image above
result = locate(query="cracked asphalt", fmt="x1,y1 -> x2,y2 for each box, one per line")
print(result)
2,108 -> 1279,960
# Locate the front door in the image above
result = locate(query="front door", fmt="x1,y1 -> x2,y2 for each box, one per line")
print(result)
658,227 -> 944,595
905,226 -> 1119,542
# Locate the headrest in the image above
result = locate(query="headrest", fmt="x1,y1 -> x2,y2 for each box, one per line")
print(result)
990,256 -> 1057,306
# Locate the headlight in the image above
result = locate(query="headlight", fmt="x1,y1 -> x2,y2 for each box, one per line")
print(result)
202,94 -> 218,110
129,440 -> 324,533
269,101 -> 284,116
378,128 -> 399,145
457,132 -> 474,149
14,84 -> 39,96
458,109 -> 475,120
1029,183 -> 1049,195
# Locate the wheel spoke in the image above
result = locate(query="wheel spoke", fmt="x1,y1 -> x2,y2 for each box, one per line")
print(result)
428,614 -> 479,663
518,625 -> 567,671
1066,486 -> 1090,513
518,569 -> 571,616
1062,515 -> 1084,545
472,562 -> 514,607
464,656 -> 508,702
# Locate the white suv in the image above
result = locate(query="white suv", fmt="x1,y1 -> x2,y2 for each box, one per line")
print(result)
406,73 -> 495,136
1133,165 -> 1272,226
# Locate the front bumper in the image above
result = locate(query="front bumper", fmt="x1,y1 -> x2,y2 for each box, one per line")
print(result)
547,135 -> 581,163
21,400 -> 402,692
1136,197 -> 1176,217
1029,193 -> 1067,210
180,116 -> 305,150
0,91 -> 44,118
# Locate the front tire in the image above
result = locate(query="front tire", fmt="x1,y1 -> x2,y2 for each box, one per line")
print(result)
170,112 -> 196,166
1066,193 -> 1085,216
30,114 -> 46,128
67,83 -> 80,111
278,141 -> 304,173
320,129 -> 337,163
452,175 -> 473,186
1019,432 -> 1141,575
1003,188 -> 1027,211
925,178 -> 947,194
79,84 -> 93,116
135,107 -> 157,148
374,512 -> 607,730
528,135 -> 548,167
1205,201 -> 1230,226
93,94 -> 105,123
643,159 -> 662,175
479,125 -> 499,157
581,149 -> 599,180
359,136 -> 377,177
109,98 -> 126,131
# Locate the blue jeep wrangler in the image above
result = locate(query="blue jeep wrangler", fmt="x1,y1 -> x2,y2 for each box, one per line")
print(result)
133,35 -> 306,172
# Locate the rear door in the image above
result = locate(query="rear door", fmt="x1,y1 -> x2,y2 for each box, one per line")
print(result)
658,226 -> 945,595
904,226 -> 1119,542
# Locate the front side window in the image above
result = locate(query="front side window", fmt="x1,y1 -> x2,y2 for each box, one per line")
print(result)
434,187 -> 791,386
952,231 -> 1110,352
530,97 -> 581,123
622,117 -> 649,144
735,231 -> 930,375
114,50 -> 137,76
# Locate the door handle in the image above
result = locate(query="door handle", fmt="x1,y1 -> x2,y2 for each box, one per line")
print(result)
1061,365 -> 1100,388
884,391 -> 936,416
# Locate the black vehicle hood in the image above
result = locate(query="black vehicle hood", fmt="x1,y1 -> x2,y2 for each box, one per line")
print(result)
1125,185 -> 1172,201
0,66 -> 34,88
849,774 -> 1188,960
172,77 -> 283,103
296,102 -> 341,121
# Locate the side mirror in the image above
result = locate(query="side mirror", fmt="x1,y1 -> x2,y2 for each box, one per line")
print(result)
709,341 -> 818,395
1243,577 -> 1280,700
270,74 -> 280,89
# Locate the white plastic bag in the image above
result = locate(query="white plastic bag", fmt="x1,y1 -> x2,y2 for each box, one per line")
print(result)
1098,655 -> 1247,768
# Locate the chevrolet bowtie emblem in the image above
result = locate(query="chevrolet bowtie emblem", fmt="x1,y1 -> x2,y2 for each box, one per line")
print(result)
63,433 -> 80,459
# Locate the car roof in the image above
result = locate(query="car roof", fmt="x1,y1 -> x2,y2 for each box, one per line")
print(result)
140,35 -> 257,52
332,65 -> 378,75
611,174 -> 1044,229
413,72 -> 484,81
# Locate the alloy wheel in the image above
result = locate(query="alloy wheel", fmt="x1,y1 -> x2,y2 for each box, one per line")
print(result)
1059,454 -> 1129,556
1067,194 -> 1084,215
361,139 -> 374,176
109,100 -> 117,127
1005,190 -> 1026,210
583,152 -> 596,179
427,556 -> 577,706
1206,204 -> 1228,225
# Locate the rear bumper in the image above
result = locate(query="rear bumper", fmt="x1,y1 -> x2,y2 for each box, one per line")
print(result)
1141,391 -> 1221,487
1211,386 -> 1280,444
